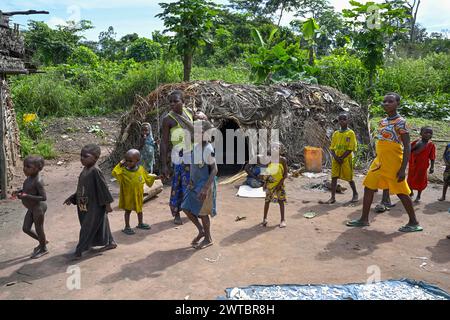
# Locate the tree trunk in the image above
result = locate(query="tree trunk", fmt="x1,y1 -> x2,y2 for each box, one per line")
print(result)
368,70 -> 375,96
410,0 -> 421,43
308,46 -> 314,66
183,51 -> 192,82
277,4 -> 285,27
0,77 -> 6,199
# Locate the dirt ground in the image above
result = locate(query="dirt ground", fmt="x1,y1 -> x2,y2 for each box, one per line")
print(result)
0,116 -> 449,299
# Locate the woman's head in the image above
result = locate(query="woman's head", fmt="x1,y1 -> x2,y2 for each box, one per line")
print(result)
383,92 -> 401,115
23,156 -> 45,177
124,149 -> 141,169
168,90 -> 184,113
81,144 -> 101,168
141,122 -> 151,136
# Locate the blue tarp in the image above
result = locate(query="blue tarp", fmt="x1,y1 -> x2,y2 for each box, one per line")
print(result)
223,279 -> 450,300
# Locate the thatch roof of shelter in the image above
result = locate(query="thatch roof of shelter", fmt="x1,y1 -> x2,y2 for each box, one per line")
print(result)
105,81 -> 371,170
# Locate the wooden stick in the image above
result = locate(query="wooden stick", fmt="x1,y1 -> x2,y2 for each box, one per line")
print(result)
0,78 -> 7,199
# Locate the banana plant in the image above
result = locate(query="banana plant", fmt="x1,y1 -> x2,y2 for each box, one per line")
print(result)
302,17 -> 320,65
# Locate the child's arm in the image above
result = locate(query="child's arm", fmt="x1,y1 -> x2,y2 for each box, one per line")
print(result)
94,168 -> 114,210
339,150 -> 352,160
429,144 -> 436,174
144,171 -> 158,187
111,161 -> 125,180
19,179 -> 47,202
273,158 -> 288,191
330,150 -> 342,164
198,159 -> 218,201
64,193 -> 76,205
338,131 -> 357,162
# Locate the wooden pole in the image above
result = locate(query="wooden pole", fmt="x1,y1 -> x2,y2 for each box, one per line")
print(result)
0,75 -> 7,199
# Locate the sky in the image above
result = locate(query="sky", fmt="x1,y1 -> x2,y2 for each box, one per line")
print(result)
2,0 -> 449,41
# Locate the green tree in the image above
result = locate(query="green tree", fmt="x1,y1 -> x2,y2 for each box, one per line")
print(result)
98,26 -> 119,60
156,0 -> 220,81
247,27 -> 315,84
24,20 -> 93,65
230,0 -> 301,26
67,45 -> 99,66
302,18 -> 320,65
290,1 -> 348,57
125,38 -> 163,62
343,0 -> 408,91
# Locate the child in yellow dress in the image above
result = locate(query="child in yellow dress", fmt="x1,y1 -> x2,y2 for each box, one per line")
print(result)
112,149 -> 157,235
261,143 -> 288,228
320,112 -> 358,204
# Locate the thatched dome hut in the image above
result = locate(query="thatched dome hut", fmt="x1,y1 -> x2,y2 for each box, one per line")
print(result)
106,81 -> 371,174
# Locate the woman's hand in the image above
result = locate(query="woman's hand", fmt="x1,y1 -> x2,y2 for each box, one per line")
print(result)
397,169 -> 406,182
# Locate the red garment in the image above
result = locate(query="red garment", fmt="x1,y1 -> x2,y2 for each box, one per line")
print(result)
407,140 -> 436,191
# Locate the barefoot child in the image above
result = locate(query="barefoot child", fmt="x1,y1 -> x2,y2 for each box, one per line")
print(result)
14,156 -> 48,259
407,126 -> 436,203
320,112 -> 358,204
346,93 -> 422,232
181,120 -> 218,249
112,149 -> 157,235
139,122 -> 156,173
261,143 -> 288,228
438,143 -> 450,201
64,144 -> 116,259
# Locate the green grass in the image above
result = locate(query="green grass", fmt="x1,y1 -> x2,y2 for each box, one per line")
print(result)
19,132 -> 57,159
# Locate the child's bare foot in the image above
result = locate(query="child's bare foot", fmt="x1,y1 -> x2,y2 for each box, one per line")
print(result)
191,232 -> 205,247
279,220 -> 286,228
414,197 -> 421,203
195,239 -> 213,250
261,219 -> 268,227
350,194 -> 359,203
319,198 -> 336,204
438,197 -> 445,201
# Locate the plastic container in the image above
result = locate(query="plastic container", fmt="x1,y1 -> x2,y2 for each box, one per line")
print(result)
304,147 -> 323,173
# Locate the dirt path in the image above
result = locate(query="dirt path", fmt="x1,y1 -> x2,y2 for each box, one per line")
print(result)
0,158 -> 449,299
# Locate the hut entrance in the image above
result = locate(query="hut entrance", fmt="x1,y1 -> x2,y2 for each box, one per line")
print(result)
217,119 -> 249,177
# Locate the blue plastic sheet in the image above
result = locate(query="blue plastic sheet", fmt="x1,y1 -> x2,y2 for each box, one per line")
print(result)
223,279 -> 450,300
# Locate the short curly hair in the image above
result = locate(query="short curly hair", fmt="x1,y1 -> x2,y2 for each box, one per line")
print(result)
24,155 -> 45,171
81,144 -> 101,158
